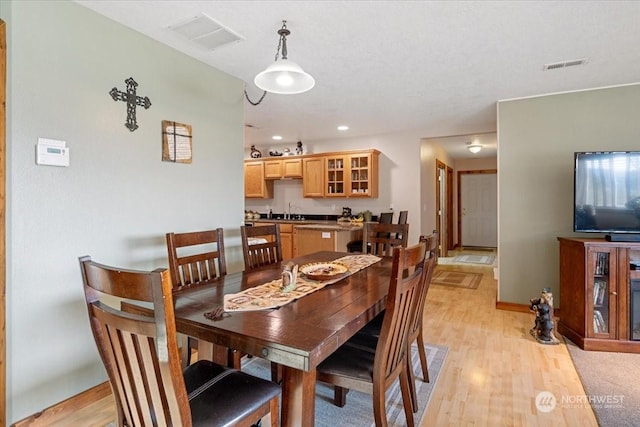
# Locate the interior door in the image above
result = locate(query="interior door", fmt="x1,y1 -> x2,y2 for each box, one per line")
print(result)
460,172 -> 497,247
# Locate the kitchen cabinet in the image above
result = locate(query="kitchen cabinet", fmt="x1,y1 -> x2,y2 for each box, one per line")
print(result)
264,158 -> 303,180
557,237 -> 640,353
294,225 -> 363,257
244,161 -> 273,199
246,149 -> 379,199
302,157 -> 325,197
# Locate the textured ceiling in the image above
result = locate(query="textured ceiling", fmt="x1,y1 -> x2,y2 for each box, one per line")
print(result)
75,1 -> 640,158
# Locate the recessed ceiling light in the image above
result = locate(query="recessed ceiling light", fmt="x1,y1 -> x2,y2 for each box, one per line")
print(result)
272,135 -> 283,140
337,125 -> 349,131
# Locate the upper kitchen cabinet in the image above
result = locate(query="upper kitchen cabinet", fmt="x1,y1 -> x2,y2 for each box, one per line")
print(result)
264,158 -> 303,179
245,161 -> 273,198
347,151 -> 379,198
302,157 -> 325,197
246,149 -> 379,199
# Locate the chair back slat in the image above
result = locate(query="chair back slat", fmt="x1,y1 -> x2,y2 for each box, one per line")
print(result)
166,229 -> 227,290
373,241 -> 427,384
363,222 -> 409,256
80,256 -> 192,427
241,224 -> 283,270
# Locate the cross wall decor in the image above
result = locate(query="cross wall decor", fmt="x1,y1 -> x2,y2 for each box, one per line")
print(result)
109,77 -> 151,132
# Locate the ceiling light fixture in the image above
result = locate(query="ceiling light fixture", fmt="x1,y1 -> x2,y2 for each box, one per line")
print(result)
337,125 -> 349,131
245,20 -> 315,106
467,142 -> 483,154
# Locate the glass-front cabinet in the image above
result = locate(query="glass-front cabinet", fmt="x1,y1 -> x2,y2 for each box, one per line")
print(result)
588,247 -> 616,338
325,155 -> 347,197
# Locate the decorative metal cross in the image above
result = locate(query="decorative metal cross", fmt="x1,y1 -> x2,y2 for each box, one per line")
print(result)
109,77 -> 151,132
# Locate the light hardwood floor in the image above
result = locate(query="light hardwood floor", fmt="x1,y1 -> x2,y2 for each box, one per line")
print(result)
37,252 -> 598,426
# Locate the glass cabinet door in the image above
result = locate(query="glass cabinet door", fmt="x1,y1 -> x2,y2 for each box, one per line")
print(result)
349,154 -> 370,196
589,248 -> 617,338
325,156 -> 346,196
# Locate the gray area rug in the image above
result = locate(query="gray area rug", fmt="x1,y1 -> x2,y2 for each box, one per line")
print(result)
564,338 -> 640,427
243,342 -> 448,426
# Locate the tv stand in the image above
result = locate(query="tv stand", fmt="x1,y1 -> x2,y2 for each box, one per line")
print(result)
605,234 -> 640,242
557,237 -> 640,353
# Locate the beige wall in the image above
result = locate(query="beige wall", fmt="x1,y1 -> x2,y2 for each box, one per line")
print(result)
497,83 -> 640,305
3,1 -> 245,422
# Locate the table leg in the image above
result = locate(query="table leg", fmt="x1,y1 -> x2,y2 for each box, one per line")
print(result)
281,366 -> 316,427
196,341 -> 229,366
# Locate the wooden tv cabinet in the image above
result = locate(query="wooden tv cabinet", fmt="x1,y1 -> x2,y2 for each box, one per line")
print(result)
557,237 -> 640,353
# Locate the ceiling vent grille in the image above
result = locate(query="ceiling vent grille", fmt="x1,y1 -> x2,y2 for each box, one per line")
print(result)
168,14 -> 244,51
543,58 -> 587,71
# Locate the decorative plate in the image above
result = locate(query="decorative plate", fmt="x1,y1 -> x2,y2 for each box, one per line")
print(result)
299,262 -> 349,281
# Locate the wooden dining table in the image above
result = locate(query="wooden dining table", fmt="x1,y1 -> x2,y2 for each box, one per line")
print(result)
171,250 -> 393,427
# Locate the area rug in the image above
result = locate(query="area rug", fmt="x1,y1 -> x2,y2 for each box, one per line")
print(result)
564,337 -> 640,426
242,342 -> 448,426
431,270 -> 482,289
452,254 -> 495,265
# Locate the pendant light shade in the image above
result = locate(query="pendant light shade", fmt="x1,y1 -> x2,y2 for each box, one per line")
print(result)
254,58 -> 315,94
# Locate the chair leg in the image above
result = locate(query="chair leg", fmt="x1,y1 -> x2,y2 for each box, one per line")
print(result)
407,353 -> 418,413
270,362 -> 283,384
333,386 -> 348,408
416,333 -> 430,382
399,367 -> 415,427
269,395 -> 279,427
372,383 -> 388,427
228,349 -> 242,369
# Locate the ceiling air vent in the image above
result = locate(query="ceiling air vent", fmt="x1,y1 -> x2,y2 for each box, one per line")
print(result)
168,14 -> 244,51
543,58 -> 587,71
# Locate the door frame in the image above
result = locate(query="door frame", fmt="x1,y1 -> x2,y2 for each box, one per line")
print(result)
457,168 -> 497,248
1,18 -> 7,426
435,159 -> 454,257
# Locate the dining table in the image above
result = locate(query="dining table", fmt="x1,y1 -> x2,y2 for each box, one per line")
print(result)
171,250 -> 393,427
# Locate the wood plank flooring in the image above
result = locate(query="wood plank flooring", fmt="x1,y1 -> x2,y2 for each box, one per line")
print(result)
30,252 -> 597,426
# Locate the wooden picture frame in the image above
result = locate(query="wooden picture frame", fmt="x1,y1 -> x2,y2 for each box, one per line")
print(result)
162,120 -> 192,163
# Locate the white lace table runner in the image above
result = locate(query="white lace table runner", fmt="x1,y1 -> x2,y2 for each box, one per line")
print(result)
222,254 -> 381,312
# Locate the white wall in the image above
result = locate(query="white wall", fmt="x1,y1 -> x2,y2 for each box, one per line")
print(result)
3,1 -> 245,422
497,83 -> 640,305
245,131 -> 426,244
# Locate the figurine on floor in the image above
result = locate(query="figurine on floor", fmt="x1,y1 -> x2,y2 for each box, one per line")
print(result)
529,288 -> 560,345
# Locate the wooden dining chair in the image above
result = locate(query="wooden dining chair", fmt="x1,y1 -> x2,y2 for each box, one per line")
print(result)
166,228 -> 228,367
362,222 -> 409,256
347,211 -> 394,253
240,224 -> 284,383
316,241 -> 428,426
166,228 -> 227,290
346,231 -> 438,413
79,256 -> 280,427
240,224 -> 283,270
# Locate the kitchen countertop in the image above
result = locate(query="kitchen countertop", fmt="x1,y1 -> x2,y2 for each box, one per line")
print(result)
250,218 -> 365,231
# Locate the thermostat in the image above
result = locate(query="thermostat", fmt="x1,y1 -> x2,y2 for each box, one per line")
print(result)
37,138 -> 69,167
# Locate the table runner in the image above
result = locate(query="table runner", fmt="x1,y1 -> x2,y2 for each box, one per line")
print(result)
223,254 -> 381,312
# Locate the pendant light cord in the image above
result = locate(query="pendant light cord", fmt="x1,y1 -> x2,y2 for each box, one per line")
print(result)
244,89 -> 267,106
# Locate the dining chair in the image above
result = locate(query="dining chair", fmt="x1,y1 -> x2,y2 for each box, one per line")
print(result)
346,211 -> 395,253
240,224 -> 283,270
166,228 -> 227,290
316,240 -> 428,427
166,228 -> 228,367
240,223 -> 284,383
79,256 -> 280,427
346,231 -> 438,413
362,222 -> 409,256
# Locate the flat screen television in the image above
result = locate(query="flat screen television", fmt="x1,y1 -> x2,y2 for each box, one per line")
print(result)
574,151 -> 640,241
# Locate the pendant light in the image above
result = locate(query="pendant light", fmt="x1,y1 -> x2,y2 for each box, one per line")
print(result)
246,20 -> 315,104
